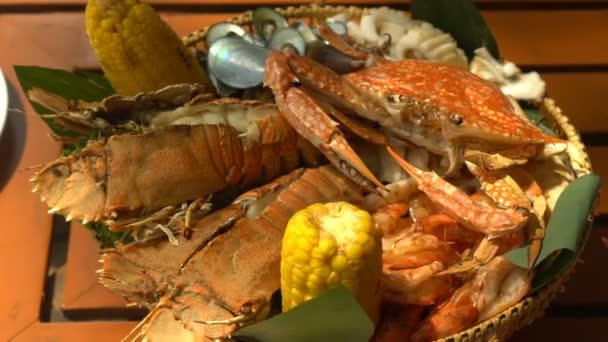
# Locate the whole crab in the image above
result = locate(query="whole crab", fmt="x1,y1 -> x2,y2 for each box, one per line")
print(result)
264,50 -> 567,246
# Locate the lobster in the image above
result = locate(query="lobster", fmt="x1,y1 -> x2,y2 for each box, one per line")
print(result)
98,165 -> 367,341
29,84 -> 322,238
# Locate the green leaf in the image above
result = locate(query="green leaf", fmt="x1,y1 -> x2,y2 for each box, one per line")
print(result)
233,286 -> 374,342
410,0 -> 500,60
14,66 -> 113,104
13,65 -> 114,137
522,105 -> 558,137
505,174 -> 600,289
85,221 -> 133,248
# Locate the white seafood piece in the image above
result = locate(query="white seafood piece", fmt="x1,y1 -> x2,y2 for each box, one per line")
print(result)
378,21 -> 408,45
470,47 -> 546,101
501,72 -> 546,101
470,47 -> 520,83
353,6 -> 418,45
346,21 -> 367,45
368,6 -> 414,27
326,12 -> 351,23
391,22 -> 468,68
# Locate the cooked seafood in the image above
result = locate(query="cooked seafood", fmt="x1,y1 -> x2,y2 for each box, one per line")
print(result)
30,87 -> 322,234
411,256 -> 533,342
22,5 -> 584,342
99,165 -> 367,341
340,7 -> 468,67
470,47 -> 546,101
381,231 -> 458,306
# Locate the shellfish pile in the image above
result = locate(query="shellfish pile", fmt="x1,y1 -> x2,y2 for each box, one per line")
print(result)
26,4 -> 581,342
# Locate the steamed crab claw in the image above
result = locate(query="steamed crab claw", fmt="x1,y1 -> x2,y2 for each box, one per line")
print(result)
466,161 -> 548,267
265,50 -> 386,192
387,146 -> 528,238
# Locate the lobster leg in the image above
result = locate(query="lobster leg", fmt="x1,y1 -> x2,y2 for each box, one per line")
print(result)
265,51 -> 386,192
387,146 -> 528,239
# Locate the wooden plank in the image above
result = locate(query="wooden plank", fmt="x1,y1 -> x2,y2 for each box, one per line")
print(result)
0,14 -> 98,69
11,321 -> 136,342
542,72 -> 608,134
486,10 -> 608,66
0,12 -> 80,342
61,223 -> 131,312
2,9 -> 608,67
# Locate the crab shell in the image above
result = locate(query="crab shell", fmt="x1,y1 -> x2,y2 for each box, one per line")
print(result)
342,59 -> 567,163
269,51 -> 568,179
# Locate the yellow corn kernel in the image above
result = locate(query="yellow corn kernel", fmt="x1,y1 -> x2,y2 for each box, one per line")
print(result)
280,201 -> 382,324
85,0 -> 212,96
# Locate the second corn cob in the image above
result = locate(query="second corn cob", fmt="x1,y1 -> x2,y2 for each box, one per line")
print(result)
85,0 -> 212,96
280,201 -> 383,324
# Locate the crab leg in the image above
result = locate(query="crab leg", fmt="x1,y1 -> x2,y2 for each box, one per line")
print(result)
316,23 -> 393,66
467,162 -> 546,267
265,51 -> 385,191
387,146 -> 528,238
316,23 -> 368,61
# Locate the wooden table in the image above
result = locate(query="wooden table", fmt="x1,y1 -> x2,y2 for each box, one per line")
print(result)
1,1 -> 607,341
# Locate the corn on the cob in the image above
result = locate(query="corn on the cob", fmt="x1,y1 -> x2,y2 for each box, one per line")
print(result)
85,0 -> 212,96
280,201 -> 383,324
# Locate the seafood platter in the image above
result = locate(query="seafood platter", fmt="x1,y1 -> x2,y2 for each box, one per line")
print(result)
16,0 -> 600,341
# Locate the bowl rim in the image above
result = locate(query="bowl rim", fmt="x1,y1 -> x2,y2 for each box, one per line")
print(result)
0,67 -> 8,137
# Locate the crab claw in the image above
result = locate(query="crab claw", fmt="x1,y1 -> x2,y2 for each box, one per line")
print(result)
266,51 -> 385,192
386,146 -> 527,238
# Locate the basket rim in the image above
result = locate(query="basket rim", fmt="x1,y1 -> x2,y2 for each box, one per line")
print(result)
182,4 -> 596,341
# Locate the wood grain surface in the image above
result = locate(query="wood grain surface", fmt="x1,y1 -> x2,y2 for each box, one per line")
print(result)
1,1 -> 606,341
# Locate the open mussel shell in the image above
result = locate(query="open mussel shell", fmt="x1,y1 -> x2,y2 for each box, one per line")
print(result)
325,21 -> 348,35
312,21 -> 348,37
207,37 -> 271,89
253,7 -> 289,42
209,73 -> 240,97
267,27 -> 307,55
291,21 -> 320,43
306,40 -> 365,74
206,22 -> 254,47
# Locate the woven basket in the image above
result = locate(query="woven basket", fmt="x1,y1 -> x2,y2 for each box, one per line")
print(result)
182,4 -> 596,341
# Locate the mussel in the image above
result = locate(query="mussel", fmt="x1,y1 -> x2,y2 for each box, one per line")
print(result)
325,21 -> 348,36
207,37 -> 271,89
291,21 -> 319,43
205,7 -> 364,93
267,27 -> 307,55
206,22 -> 254,47
253,7 -> 289,42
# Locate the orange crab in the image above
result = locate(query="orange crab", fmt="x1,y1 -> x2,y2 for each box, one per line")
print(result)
264,50 -> 567,260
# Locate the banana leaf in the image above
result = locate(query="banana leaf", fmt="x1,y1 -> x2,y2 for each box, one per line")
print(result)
505,173 -> 600,292
14,65 -> 113,138
233,286 -> 374,342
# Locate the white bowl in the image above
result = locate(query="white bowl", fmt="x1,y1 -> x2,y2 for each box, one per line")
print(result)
0,68 -> 8,136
